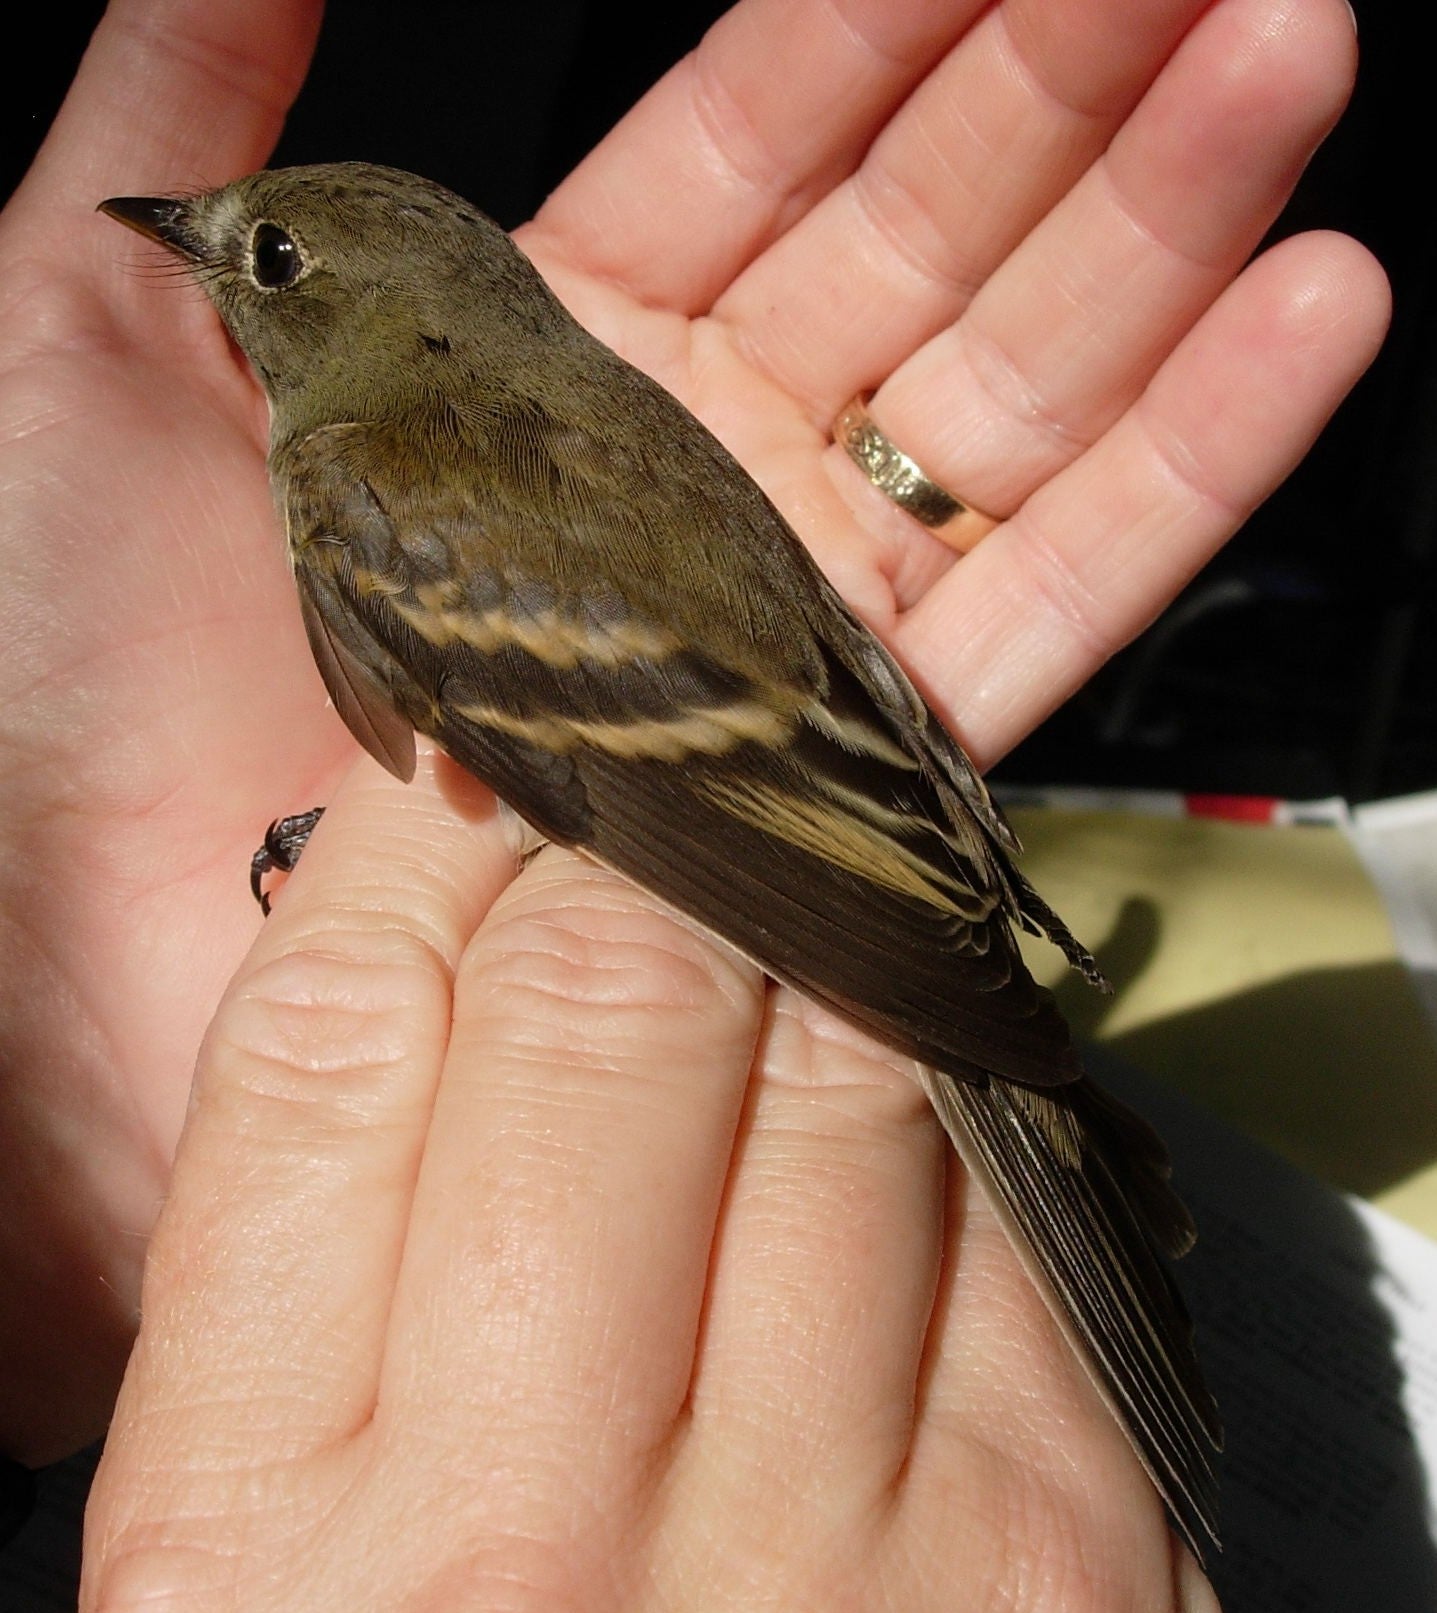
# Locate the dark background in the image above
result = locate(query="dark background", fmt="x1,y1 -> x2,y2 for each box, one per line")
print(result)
8,1 -> 1425,804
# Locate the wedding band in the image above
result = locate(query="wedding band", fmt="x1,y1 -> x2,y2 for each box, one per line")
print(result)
833,394 -> 999,553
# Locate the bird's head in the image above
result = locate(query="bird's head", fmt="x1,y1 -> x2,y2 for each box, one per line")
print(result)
100,162 -> 554,409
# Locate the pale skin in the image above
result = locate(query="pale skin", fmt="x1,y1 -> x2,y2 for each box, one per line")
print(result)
0,0 -> 1387,1606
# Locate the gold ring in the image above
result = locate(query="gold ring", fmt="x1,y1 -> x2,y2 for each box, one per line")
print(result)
833,394 -> 999,553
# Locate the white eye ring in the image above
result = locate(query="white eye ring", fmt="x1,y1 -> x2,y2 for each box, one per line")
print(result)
249,222 -> 306,290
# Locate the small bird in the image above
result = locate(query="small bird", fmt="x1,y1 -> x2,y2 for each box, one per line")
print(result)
102,163 -> 1221,1557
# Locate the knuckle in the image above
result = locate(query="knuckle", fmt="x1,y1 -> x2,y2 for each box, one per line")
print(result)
468,863 -> 760,1033
201,933 -> 450,1121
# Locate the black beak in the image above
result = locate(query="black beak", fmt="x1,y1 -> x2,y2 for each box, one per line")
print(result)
98,196 -> 206,261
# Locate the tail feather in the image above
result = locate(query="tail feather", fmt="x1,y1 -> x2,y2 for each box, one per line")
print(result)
917,1064 -> 1223,1560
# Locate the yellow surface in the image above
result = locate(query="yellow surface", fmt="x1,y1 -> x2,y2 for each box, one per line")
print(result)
1009,808 -> 1437,1240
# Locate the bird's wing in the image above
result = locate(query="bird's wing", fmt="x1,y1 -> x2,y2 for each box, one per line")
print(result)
278,416 -> 1083,1087
296,580 -> 418,782
571,568 -> 1225,1559
798,580 -> 1223,1556
278,413 -> 1221,1556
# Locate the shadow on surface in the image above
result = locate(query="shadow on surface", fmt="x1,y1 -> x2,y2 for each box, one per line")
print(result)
1098,958 -> 1437,1200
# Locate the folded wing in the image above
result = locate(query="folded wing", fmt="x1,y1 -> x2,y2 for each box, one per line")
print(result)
277,401 -> 1221,1556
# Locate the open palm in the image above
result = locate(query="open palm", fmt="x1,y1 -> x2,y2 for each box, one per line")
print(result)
1,0 -> 1384,1550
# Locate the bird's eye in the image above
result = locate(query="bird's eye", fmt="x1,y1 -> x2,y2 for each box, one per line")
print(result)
250,223 -> 303,289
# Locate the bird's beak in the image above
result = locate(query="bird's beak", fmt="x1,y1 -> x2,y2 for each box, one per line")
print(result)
98,196 -> 207,262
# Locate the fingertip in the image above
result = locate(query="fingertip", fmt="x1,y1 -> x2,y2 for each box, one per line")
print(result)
1222,229 -> 1391,407
19,0 -> 323,216
1275,227 -> 1392,356
135,759 -> 518,1452
245,754 -> 516,976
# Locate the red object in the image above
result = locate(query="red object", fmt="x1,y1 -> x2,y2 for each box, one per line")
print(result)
1183,793 -> 1282,823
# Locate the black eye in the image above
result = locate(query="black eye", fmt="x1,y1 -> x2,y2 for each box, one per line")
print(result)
251,223 -> 303,289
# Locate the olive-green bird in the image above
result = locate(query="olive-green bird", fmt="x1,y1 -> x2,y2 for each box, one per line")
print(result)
101,163 -> 1220,1557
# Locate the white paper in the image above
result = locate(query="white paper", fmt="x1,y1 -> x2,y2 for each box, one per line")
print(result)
1101,1056 -> 1437,1611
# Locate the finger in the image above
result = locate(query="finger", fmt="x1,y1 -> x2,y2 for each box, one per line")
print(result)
112,758 -> 516,1459
678,993 -> 946,1507
381,851 -> 765,1503
16,0 -> 321,216
716,0 -> 1215,407
824,0 -> 1359,543
4,0 -> 322,373
893,230 -> 1391,765
530,0 -> 981,313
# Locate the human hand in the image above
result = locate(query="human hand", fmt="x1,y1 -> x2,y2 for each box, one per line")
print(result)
0,0 -> 1385,1469
82,763 -> 1223,1611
